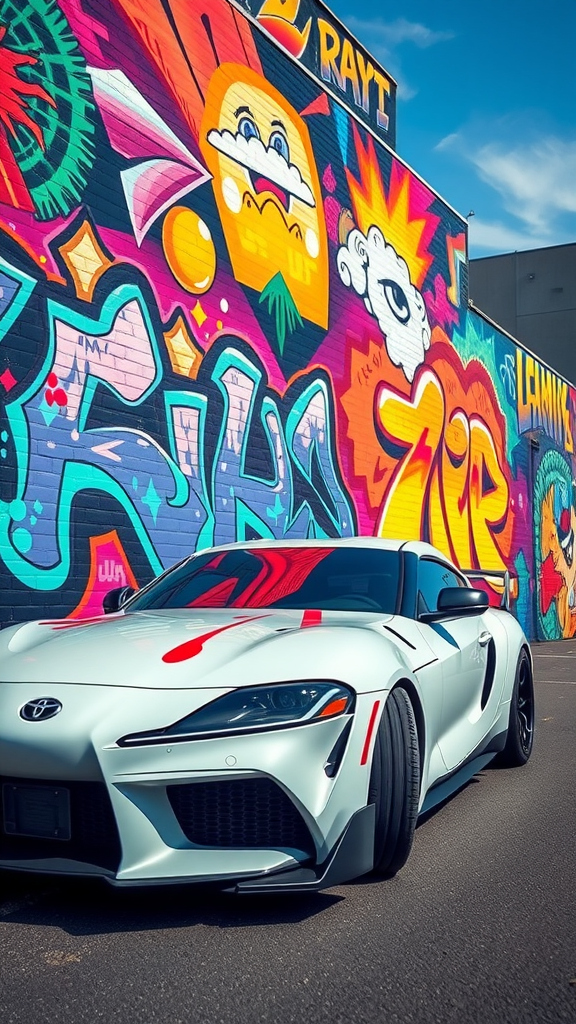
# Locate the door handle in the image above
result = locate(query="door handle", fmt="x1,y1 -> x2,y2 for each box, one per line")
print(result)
478,631 -> 492,646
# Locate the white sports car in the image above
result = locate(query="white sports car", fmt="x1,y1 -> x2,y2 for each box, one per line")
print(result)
0,538 -> 534,892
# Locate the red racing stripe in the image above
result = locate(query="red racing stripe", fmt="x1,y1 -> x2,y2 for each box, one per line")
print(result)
39,615 -> 110,629
360,700 -> 381,765
162,614 -> 268,663
300,608 -> 322,628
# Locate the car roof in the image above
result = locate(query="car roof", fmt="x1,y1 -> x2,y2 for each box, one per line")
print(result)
197,536 -> 456,563
204,536 -> 401,553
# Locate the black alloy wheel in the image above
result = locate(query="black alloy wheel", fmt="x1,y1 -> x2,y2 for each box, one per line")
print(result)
498,648 -> 535,767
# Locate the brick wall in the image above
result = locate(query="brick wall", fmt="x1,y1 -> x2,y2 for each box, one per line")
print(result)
0,0 -> 574,639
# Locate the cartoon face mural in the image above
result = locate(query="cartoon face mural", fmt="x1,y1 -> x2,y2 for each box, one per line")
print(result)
1,0 -> 575,642
534,450 -> 576,639
200,64 -> 328,331
337,225 -> 431,382
336,129 -> 436,383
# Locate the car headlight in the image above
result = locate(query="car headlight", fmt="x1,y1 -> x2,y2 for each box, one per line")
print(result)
118,681 -> 354,746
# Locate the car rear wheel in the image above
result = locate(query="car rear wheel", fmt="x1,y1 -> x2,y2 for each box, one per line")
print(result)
368,687 -> 420,877
498,649 -> 534,767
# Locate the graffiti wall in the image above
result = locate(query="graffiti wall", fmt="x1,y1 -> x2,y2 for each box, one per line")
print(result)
1,0 -> 575,639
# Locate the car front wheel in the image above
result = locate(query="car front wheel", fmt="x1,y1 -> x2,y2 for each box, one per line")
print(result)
368,687 -> 420,877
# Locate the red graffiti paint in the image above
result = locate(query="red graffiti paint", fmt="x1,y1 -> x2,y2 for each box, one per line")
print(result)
539,553 -> 565,616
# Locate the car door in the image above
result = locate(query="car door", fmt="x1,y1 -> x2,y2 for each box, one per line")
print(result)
415,558 -> 492,772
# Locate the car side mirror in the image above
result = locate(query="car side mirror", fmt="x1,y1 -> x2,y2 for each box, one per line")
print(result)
103,586 -> 136,614
419,587 -> 489,623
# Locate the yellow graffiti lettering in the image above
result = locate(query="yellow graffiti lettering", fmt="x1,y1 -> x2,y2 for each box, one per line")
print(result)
318,19 -> 344,89
319,19 -> 390,131
468,418 -> 509,570
356,51 -> 374,113
376,370 -> 445,540
373,69 -> 391,131
339,38 -> 362,107
428,463 -> 453,559
540,368 -> 553,435
376,367 -> 511,572
527,355 -> 540,409
439,411 -> 473,567
559,381 -> 574,452
516,348 -> 573,451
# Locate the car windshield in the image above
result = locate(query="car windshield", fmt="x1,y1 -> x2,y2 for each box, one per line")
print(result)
127,546 -> 400,614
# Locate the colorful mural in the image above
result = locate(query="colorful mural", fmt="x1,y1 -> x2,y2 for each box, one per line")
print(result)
1,0 -> 575,639
245,0 -> 397,148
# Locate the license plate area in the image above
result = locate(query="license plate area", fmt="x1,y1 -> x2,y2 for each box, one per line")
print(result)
2,783 -> 71,841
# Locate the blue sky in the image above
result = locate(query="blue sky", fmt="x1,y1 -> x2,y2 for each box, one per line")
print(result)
328,0 -> 576,257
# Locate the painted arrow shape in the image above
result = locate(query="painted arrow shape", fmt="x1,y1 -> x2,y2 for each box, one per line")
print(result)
91,439 -> 124,462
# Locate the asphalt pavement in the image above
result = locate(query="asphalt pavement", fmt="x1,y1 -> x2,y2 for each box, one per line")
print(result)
0,640 -> 575,1024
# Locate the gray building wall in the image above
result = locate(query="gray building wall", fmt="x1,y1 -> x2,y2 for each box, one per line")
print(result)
469,243 -> 576,385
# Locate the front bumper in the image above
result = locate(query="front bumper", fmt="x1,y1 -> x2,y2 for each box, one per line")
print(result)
0,801 -> 375,893
229,804 -> 375,893
0,685 -> 381,889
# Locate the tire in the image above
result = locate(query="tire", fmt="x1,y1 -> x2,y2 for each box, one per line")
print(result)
368,687 -> 420,877
498,648 -> 535,767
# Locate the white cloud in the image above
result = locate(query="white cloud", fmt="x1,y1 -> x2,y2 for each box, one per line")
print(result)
206,128 -> 315,207
438,129 -> 576,248
346,15 -> 453,49
470,137 -> 576,233
344,15 -> 453,100
434,132 -> 460,152
467,218 -> 553,253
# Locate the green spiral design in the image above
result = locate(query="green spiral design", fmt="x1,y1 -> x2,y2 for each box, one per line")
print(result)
1,0 -> 96,219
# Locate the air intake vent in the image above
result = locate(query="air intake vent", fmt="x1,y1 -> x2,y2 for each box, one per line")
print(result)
167,777 -> 315,855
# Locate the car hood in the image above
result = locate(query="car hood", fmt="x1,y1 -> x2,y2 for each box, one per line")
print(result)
0,608 -> 396,689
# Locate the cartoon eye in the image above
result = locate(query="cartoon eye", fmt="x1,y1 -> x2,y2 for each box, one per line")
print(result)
238,117 -> 260,142
379,279 -> 411,324
269,130 -> 290,162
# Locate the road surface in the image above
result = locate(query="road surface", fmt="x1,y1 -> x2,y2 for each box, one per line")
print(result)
1,640 -> 575,1024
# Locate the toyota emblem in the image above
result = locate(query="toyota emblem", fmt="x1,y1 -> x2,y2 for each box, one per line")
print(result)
20,697 -> 63,722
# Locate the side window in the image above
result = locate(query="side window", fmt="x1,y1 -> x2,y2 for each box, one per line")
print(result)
417,560 -> 466,614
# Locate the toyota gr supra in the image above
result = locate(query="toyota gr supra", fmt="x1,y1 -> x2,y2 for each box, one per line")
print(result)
0,538 -> 534,892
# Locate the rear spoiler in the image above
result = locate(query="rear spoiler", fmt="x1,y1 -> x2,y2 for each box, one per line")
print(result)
460,570 -> 517,611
